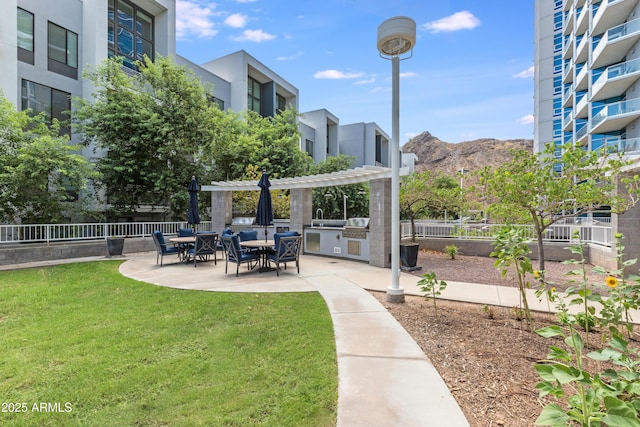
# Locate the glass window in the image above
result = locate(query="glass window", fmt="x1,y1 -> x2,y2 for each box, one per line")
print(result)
17,8 -> 34,64
17,8 -> 34,51
277,94 -> 286,112
108,0 -> 154,70
248,77 -> 261,113
48,22 -> 78,78
21,80 -> 71,136
118,1 -> 134,30
305,139 -> 314,157
137,11 -> 153,39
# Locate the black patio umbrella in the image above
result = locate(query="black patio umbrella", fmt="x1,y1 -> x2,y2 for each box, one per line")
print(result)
187,176 -> 201,232
255,170 -> 273,241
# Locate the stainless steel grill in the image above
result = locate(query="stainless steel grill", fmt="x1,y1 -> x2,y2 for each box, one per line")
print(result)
342,218 -> 370,239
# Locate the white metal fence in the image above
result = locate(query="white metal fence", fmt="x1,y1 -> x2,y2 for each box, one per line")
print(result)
0,220 -> 612,247
401,220 -> 612,247
0,221 -> 215,245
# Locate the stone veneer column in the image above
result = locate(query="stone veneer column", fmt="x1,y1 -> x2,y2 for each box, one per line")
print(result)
211,191 -> 232,232
612,173 -> 640,266
289,188 -> 312,234
369,178 -> 391,268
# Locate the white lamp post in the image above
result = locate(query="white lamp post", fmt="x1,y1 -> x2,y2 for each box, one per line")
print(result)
377,16 -> 416,303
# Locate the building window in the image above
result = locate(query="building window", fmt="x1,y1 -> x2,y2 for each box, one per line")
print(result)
108,0 -> 154,70
305,139 -> 314,157
375,134 -> 382,164
248,76 -> 261,113
48,22 -> 78,79
210,96 -> 224,110
276,94 -> 286,112
21,80 -> 71,136
17,8 -> 34,64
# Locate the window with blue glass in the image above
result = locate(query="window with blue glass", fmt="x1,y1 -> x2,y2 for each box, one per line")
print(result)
553,76 -> 562,95
554,57 -> 563,74
554,33 -> 563,53
554,11 -> 563,31
554,98 -> 562,117
108,0 -> 154,70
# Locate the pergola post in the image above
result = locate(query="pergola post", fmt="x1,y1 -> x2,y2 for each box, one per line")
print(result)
368,178 -> 391,268
289,188 -> 312,234
211,190 -> 232,232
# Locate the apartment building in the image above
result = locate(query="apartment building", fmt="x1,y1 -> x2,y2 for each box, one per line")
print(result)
535,0 -> 640,263
534,0 -> 640,154
1,0 -> 407,172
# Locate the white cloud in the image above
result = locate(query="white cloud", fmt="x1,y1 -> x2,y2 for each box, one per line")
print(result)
231,29 -> 276,42
235,0 -> 256,2
314,70 -> 366,79
513,66 -> 535,79
225,13 -> 248,28
355,78 -> 375,85
517,114 -> 534,125
176,1 -> 219,39
423,11 -> 480,33
400,72 -> 416,78
276,51 -> 303,61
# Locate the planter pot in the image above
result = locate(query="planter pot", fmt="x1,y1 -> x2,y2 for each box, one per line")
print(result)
106,238 -> 125,256
400,243 -> 419,268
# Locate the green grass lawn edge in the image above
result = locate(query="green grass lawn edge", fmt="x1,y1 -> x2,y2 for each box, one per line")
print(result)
0,261 -> 337,426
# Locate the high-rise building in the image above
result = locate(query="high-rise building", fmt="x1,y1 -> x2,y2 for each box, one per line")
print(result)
535,0 -> 640,154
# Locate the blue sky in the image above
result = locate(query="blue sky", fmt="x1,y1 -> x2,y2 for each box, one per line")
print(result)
175,0 -> 534,145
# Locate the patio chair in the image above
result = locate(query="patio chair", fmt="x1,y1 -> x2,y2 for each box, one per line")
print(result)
178,228 -> 194,237
186,233 -> 218,267
267,235 -> 302,276
239,230 -> 260,254
220,234 -> 259,277
152,230 -> 181,266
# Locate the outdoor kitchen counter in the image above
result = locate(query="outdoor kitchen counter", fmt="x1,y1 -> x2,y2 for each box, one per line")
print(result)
303,222 -> 370,262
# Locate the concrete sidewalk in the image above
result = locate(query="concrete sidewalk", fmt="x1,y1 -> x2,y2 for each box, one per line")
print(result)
7,252 -> 547,426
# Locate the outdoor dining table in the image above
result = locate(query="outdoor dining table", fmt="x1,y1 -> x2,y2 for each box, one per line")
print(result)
169,236 -> 196,262
240,239 -> 275,272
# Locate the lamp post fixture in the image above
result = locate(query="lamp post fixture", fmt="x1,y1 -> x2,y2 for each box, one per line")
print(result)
377,16 -> 416,303
458,168 -> 469,225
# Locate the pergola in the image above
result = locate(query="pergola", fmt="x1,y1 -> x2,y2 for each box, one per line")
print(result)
202,165 -> 409,269
203,165 -> 401,191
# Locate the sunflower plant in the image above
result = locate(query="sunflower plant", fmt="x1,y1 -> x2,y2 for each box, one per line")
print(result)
534,233 -> 640,427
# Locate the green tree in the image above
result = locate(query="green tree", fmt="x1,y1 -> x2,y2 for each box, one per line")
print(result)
400,171 -> 461,241
0,93 -> 95,223
310,155 -> 368,220
480,142 -> 637,271
74,56 -> 223,219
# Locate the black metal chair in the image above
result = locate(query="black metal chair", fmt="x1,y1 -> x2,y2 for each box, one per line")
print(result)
152,230 -> 181,266
267,235 -> 302,276
186,233 -> 218,267
220,235 -> 259,276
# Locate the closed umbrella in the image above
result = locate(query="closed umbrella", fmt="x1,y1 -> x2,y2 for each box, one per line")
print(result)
187,176 -> 201,232
255,170 -> 273,241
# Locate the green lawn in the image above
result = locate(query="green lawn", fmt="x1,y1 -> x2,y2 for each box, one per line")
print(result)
0,261 -> 337,426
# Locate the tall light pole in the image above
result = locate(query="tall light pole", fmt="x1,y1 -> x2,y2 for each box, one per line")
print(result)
377,17 -> 416,303
458,168 -> 468,224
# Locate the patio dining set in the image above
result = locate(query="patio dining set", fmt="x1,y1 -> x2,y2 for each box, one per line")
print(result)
151,228 -> 302,277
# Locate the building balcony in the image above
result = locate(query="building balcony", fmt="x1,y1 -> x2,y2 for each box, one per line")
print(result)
592,0 -> 640,36
575,63 -> 588,91
563,61 -> 574,84
564,7 -> 575,35
575,123 -> 589,141
575,34 -> 588,63
563,83 -> 575,108
592,18 -> 640,69
563,33 -> 575,60
564,0 -> 573,12
576,7 -> 588,34
575,93 -> 589,119
601,136 -> 640,154
563,110 -> 574,132
591,58 -> 640,102
591,97 -> 640,134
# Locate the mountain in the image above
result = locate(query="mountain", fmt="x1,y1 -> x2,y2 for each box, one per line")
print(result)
402,131 -> 533,176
